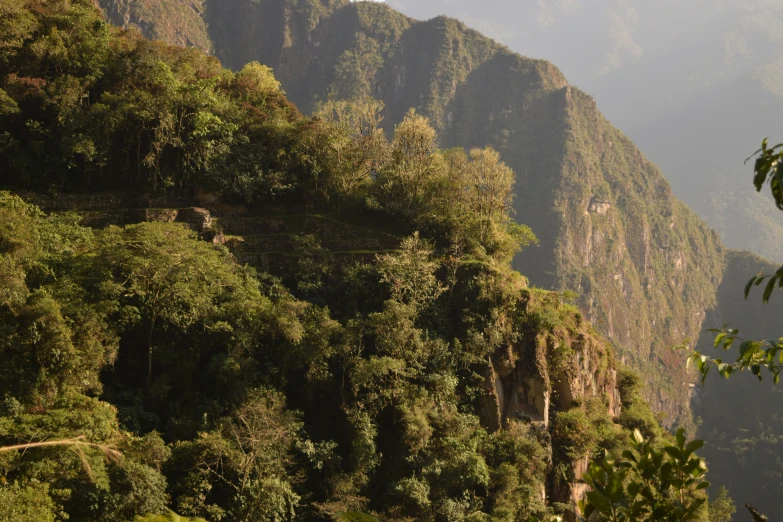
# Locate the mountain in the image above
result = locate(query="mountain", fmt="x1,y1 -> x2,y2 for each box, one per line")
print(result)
91,0 -> 783,513
98,0 -> 212,52
385,0 -> 783,262
0,2 -> 674,520
98,0 -> 725,426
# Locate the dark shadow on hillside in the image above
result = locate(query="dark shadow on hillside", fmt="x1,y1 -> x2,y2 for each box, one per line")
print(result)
441,51 -> 570,288
693,250 -> 783,520
204,0 -> 288,72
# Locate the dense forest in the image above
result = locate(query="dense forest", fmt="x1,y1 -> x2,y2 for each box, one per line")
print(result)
0,0 -> 778,521
0,2 -> 678,520
92,0 -> 783,516
97,0 -> 731,429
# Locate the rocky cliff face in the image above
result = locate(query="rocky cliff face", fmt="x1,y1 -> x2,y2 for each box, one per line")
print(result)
481,291 -> 620,433
100,0 -> 212,52
481,289 -> 622,520
93,0 -> 730,426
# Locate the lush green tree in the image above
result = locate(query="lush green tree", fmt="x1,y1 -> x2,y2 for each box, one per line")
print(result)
314,97 -> 389,199
375,108 -> 445,215
0,192 -> 115,404
707,486 -> 735,522
579,428 -> 709,521
0,0 -> 316,200
453,147 -> 515,244
0,482 -> 58,522
98,222 -> 253,386
0,394 -> 169,521
376,232 -> 444,309
291,233 -> 335,299
167,389 -> 305,521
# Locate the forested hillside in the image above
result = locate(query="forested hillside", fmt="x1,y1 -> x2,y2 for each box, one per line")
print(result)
91,0 -> 783,514
96,0 -> 726,426
0,2 -> 676,520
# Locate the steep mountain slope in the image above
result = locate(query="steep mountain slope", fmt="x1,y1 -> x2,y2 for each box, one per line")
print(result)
100,0 -> 211,51
632,73 -> 783,261
694,250 -> 783,520
101,0 -> 728,424
388,0 -> 783,262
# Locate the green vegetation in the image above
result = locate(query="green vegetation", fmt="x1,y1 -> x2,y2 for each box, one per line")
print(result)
126,0 -> 729,427
708,487 -> 736,522
2,1 -> 772,521
579,428 -> 710,521
0,3 -> 683,520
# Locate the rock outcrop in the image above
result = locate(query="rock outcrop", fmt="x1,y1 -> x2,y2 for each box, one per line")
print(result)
479,289 -> 621,519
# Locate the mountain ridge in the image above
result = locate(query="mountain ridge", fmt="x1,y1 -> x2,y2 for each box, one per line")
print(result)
89,0 -> 783,513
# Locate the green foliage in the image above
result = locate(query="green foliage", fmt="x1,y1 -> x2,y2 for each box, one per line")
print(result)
0,3 -> 681,521
551,408 -> 595,462
291,233 -> 335,298
313,97 -> 389,200
0,1 -> 314,200
0,192 -> 114,404
376,232 -> 444,308
707,486 -> 735,522
579,428 -> 709,521
615,368 -> 662,440
98,221 -> 255,386
134,511 -> 208,522
749,138 -> 783,211
0,482 -> 58,522
335,512 -> 379,522
675,328 -> 783,384
168,389 -> 303,521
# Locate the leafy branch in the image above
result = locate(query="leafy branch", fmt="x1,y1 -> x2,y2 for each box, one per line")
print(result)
747,138 -> 783,210
673,328 -> 783,384
744,139 -> 783,302
0,436 -> 123,479
578,428 -> 708,521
